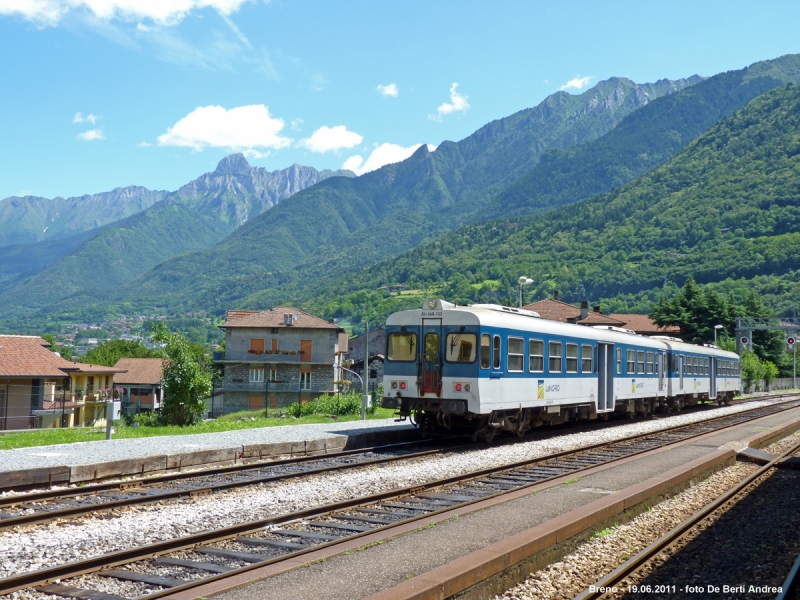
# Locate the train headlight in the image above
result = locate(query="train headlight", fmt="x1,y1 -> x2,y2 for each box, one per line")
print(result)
464,383 -> 471,392
391,381 -> 398,389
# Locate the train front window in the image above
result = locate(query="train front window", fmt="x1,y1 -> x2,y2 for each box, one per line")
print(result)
549,342 -> 562,373
387,332 -> 417,362
529,340 -> 544,373
480,334 -> 491,369
508,337 -> 524,372
446,333 -> 477,363
566,343 -> 578,373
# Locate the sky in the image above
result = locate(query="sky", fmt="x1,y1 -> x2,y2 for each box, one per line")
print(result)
1,0 -> 799,199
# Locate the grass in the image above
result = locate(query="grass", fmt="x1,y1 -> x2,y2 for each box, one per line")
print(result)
0,407 -> 397,451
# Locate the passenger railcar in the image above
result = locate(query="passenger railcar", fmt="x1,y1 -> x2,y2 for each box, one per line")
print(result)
381,299 -> 741,440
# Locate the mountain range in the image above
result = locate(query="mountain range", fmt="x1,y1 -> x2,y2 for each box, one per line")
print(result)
2,54 -> 800,333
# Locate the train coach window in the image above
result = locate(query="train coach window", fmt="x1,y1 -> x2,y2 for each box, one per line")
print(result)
387,332 -> 417,362
694,356 -> 699,375
508,337 -> 524,372
684,356 -> 690,375
616,348 -> 622,374
529,340 -> 544,373
446,333 -> 477,363
566,343 -> 578,373
480,334 -> 491,369
549,342 -> 562,373
493,335 -> 501,369
637,351 -> 645,374
582,345 -> 593,373
704,358 -> 709,375
627,350 -> 635,374
646,352 -> 654,374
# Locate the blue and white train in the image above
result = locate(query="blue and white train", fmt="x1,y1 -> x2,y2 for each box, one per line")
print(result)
381,299 -> 741,441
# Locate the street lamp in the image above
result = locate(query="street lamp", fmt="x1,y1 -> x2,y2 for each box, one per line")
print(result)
714,324 -> 724,345
518,277 -> 533,308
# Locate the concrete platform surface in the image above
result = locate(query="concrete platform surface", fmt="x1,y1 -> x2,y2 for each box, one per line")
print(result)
197,406 -> 800,600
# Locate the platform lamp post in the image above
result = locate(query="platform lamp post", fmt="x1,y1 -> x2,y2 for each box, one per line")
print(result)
714,324 -> 724,345
518,277 -> 533,308
339,365 -> 369,420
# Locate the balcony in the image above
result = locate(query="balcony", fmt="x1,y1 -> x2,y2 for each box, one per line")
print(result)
218,381 -> 338,394
216,351 -> 335,365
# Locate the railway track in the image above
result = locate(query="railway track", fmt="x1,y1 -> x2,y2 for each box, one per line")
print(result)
575,436 -> 800,600
0,394 -> 784,532
2,395 -> 799,599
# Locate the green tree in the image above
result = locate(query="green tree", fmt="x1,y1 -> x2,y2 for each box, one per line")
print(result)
81,339 -> 163,367
151,324 -> 213,426
741,351 -> 764,393
763,361 -> 779,391
41,333 -> 74,360
651,277 -> 739,344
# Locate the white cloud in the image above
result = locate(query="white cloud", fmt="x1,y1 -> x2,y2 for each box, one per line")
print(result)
376,83 -> 398,97
77,128 -> 105,141
434,82 -> 469,119
73,112 -> 98,124
0,0 -> 251,27
342,143 -> 437,176
299,125 -> 362,153
290,118 -> 304,131
137,140 -> 152,147
560,75 -> 594,91
156,105 -> 292,155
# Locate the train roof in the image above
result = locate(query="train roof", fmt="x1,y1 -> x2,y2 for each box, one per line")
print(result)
386,300 -> 740,358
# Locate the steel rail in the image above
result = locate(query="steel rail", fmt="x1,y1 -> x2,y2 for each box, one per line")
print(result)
777,551 -> 800,600
573,438 -> 800,600
2,396 -> 799,598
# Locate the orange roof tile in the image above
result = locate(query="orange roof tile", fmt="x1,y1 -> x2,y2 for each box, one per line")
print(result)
522,298 -> 583,322
113,358 -> 166,385
609,314 -> 682,334
0,335 -> 76,378
221,307 -> 342,330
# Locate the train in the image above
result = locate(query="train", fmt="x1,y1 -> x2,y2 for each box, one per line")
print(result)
381,299 -> 741,441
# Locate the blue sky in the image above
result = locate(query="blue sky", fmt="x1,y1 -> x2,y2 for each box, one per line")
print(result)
1,0 -> 799,199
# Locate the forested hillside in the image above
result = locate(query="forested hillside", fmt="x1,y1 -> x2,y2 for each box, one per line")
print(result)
308,84 -> 800,324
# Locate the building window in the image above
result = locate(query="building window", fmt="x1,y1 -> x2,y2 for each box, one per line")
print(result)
250,338 -> 265,353
565,343 -> 578,373
480,334 -> 491,369
582,345 -> 593,373
271,338 -> 279,353
548,341 -> 562,373
269,369 -> 277,382
529,340 -> 544,373
627,350 -> 635,374
249,368 -> 264,383
300,371 -> 311,390
507,337 -> 524,372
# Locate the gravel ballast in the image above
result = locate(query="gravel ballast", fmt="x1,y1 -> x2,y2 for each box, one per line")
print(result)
0,400 -> 789,585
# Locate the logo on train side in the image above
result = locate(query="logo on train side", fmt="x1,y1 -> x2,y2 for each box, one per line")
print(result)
537,380 -> 544,400
631,379 -> 636,393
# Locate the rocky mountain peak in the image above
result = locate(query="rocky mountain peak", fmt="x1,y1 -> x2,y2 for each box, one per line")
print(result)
213,153 -> 252,177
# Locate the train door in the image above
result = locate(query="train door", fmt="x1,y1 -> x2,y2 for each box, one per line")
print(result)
658,352 -> 665,393
597,343 -> 614,412
679,356 -> 684,391
419,318 -> 443,396
711,357 -> 718,398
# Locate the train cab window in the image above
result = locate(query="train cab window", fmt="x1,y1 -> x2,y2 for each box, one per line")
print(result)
627,350 -> 635,374
637,351 -> 645,374
646,352 -> 654,374
445,333 -> 477,363
387,332 -> 417,362
616,348 -> 622,374
582,345 -> 593,373
507,337 -> 524,372
548,342 -> 562,373
529,340 -> 544,373
493,335 -> 501,369
480,334 -> 491,369
565,343 -> 578,373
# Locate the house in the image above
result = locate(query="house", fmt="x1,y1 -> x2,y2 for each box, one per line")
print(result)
113,358 -> 166,414
0,335 -> 125,430
215,307 -> 348,413
346,328 -> 385,392
523,292 -> 682,336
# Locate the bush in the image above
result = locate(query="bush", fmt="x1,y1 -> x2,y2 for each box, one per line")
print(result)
135,411 -> 167,427
286,392 -> 364,418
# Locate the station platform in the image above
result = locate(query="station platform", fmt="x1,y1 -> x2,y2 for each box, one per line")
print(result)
0,418 -> 417,490
174,406 -> 800,600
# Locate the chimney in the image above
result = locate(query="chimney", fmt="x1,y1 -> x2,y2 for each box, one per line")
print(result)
553,290 -> 559,301
283,313 -> 294,326
593,305 -> 601,313
580,300 -> 588,320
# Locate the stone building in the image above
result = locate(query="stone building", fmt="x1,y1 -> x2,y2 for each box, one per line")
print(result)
215,307 -> 348,413
346,328 -> 385,393
113,358 -> 166,415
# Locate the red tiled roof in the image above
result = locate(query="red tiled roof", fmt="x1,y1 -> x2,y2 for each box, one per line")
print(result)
521,299 -> 624,326
221,307 -> 342,330
113,358 -> 166,385
71,363 -> 127,374
0,335 -> 76,378
609,314 -> 681,334
576,312 -> 626,326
